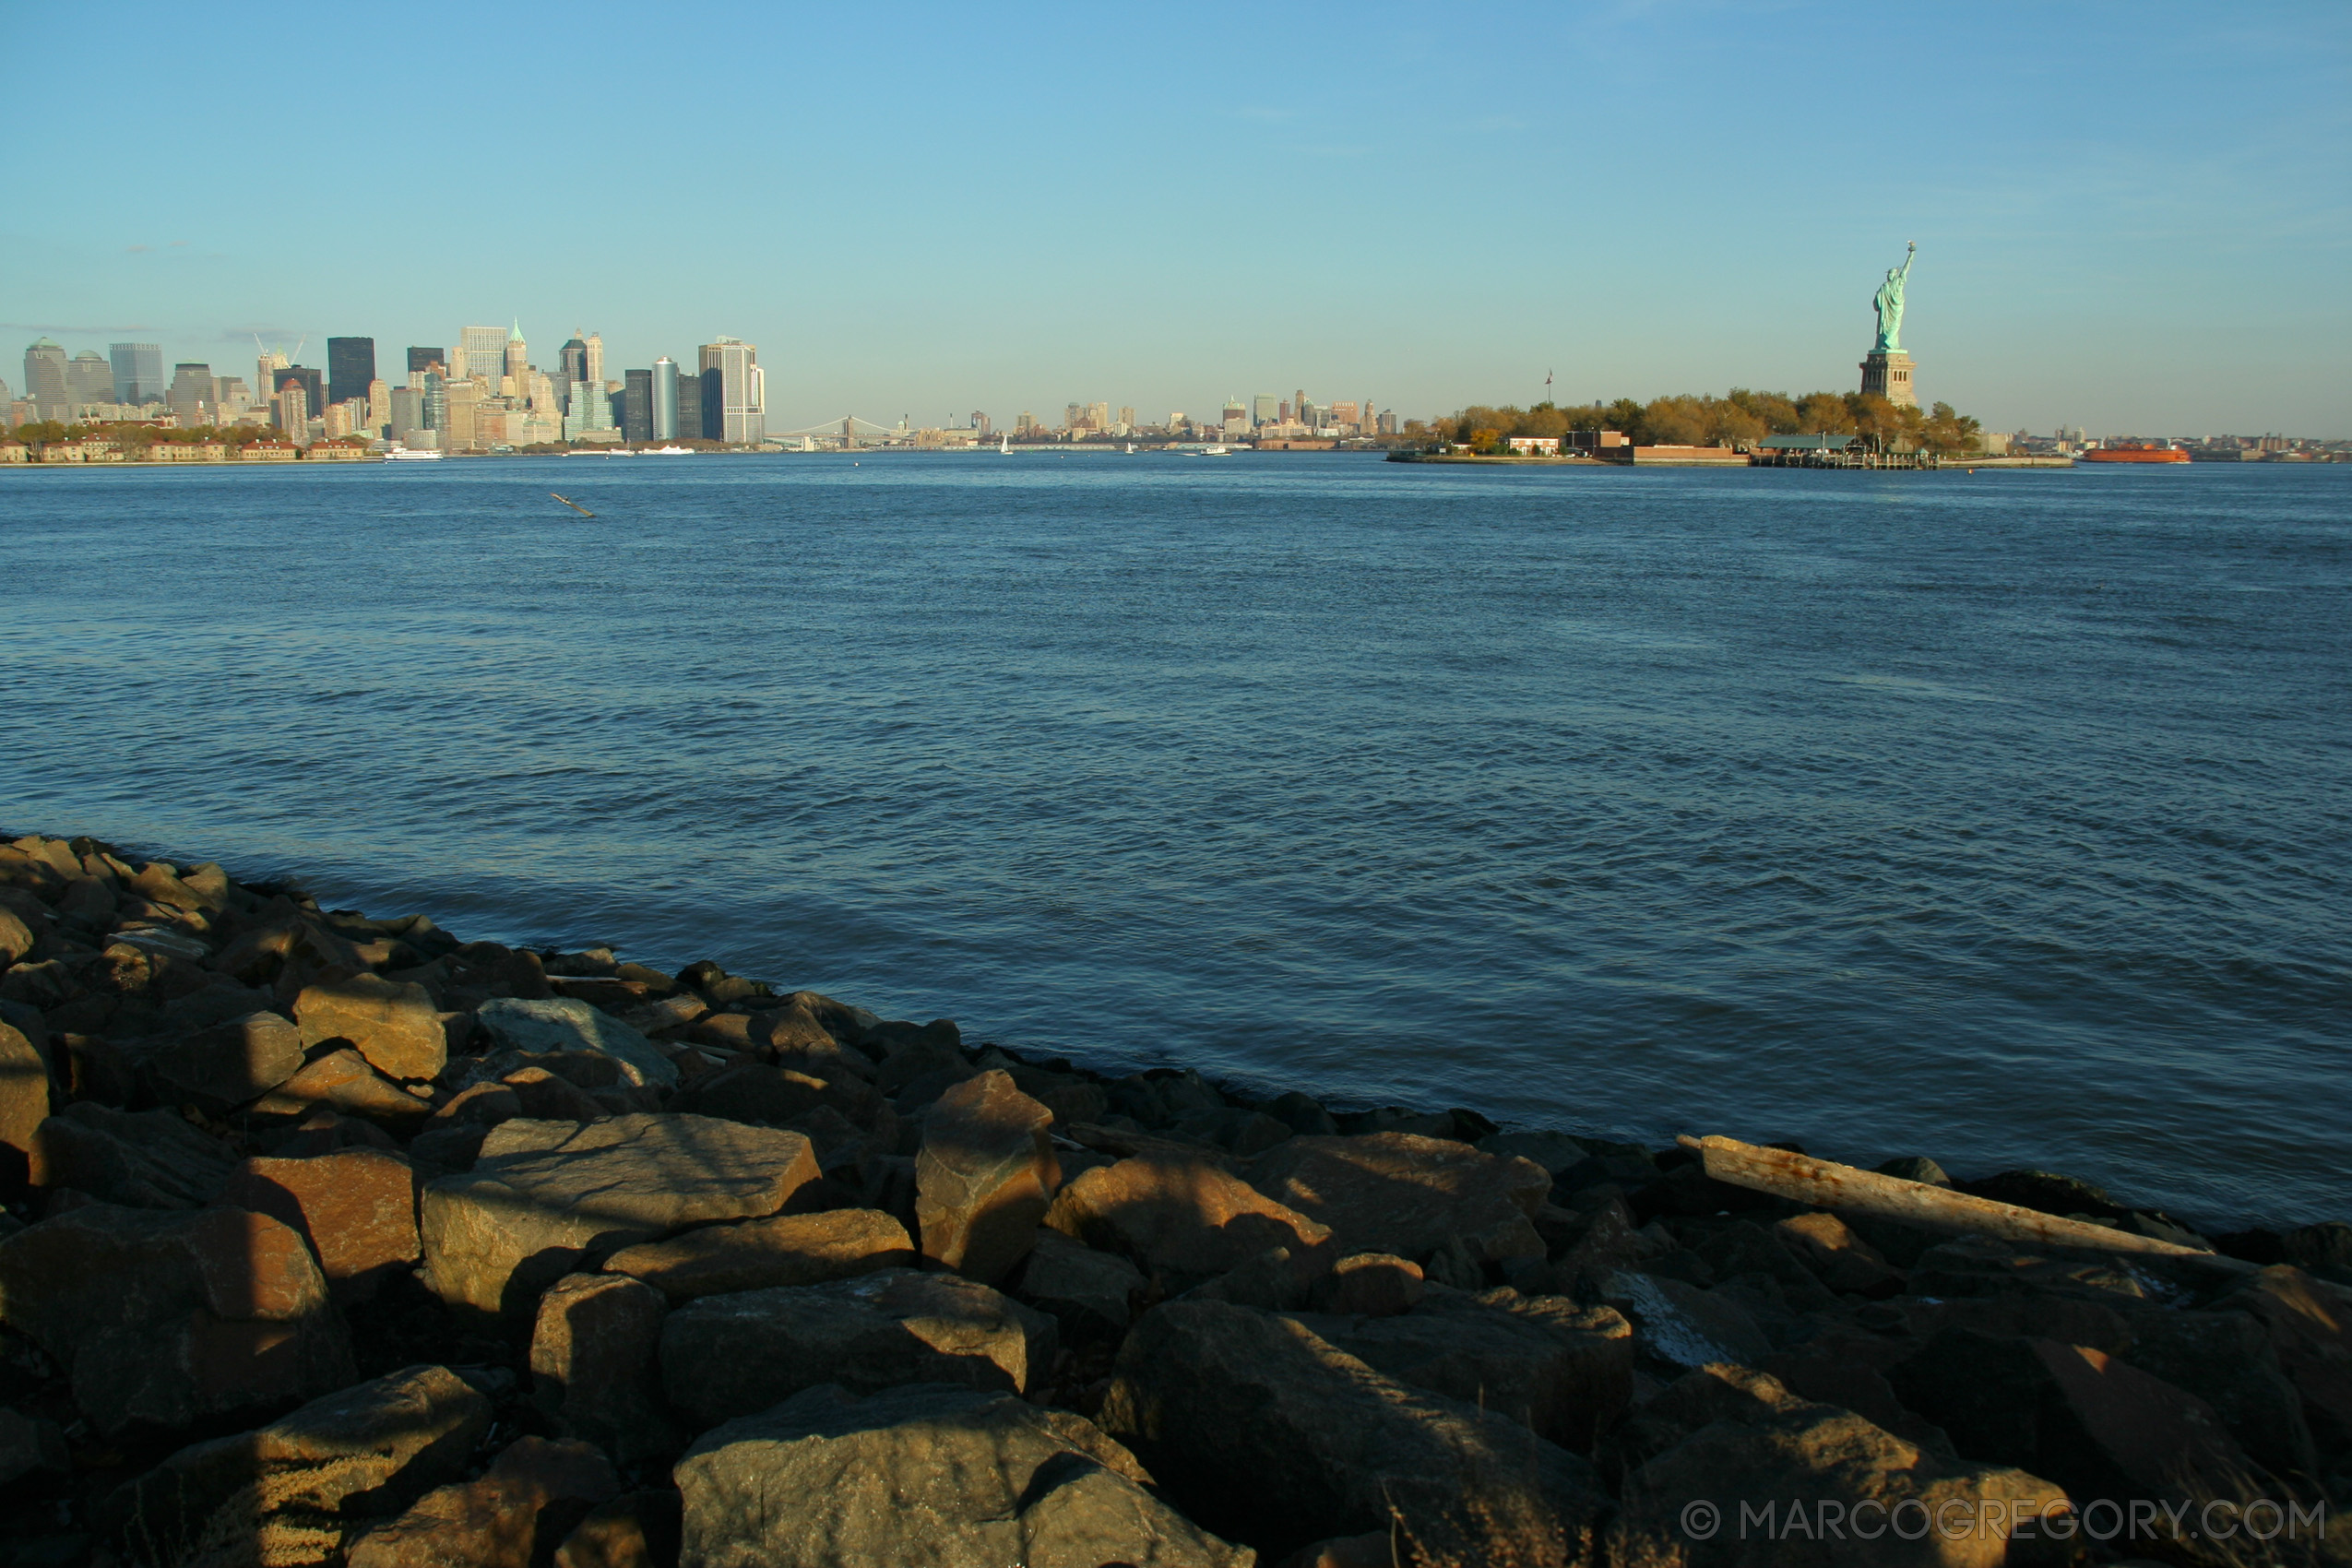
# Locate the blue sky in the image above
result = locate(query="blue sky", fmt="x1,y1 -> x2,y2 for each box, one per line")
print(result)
6,1 -> 2346,434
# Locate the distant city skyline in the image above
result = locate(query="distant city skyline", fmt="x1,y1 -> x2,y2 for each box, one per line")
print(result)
6,2 -> 2346,436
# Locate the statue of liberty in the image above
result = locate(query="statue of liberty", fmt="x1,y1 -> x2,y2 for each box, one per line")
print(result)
1872,243 -> 1916,353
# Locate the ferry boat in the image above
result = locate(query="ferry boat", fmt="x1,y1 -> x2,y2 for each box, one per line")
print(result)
2080,443 -> 2190,464
381,447 -> 444,461
647,445 -> 694,456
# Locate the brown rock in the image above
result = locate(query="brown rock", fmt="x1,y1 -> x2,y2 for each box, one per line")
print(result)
347,1435 -> 620,1568
255,1046 -> 434,1121
553,1491 -> 683,1568
503,1064 -> 607,1121
429,1079 -> 522,1127
0,907 -> 33,965
1245,1133 -> 1548,1269
420,1113 -> 823,1317
1016,1227 -> 1147,1335
0,1019 -> 49,1191
149,1008 -> 307,1106
2216,1264 -> 2352,1458
29,1101 -> 235,1207
1045,1151 -> 1331,1282
603,1207 -> 914,1301
1773,1210 -> 1904,1295
531,1273 -> 675,1464
673,1060 -> 882,1129
295,972 -> 447,1081
108,1364 -> 492,1566
1315,1253 -> 1425,1317
216,1147 -> 421,1302
915,1068 -> 1061,1283
0,1202 -> 352,1435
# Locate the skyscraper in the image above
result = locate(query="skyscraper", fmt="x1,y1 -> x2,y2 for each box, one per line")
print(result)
367,379 -> 390,434
327,338 -> 376,409
407,346 -> 445,376
622,369 -> 653,443
66,351 -> 113,410
652,357 -> 679,440
276,382 -> 308,437
673,368 -> 702,442
273,366 -> 323,417
422,370 -> 446,435
167,363 -> 214,426
1252,394 -> 1277,427
584,333 -> 605,387
698,338 -> 764,445
459,326 -> 505,386
22,339 -> 69,420
505,323 -> 528,391
109,343 -> 164,405
257,345 -> 291,410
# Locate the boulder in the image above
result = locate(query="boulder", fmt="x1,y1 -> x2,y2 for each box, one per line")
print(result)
0,1018 -> 49,1190
0,907 -> 33,966
660,1267 -> 1057,1431
1099,1299 -> 1610,1563
1244,1133 -> 1547,1269
1607,1363 -> 2070,1568
1016,1227 -> 1147,1336
1313,1253 -> 1424,1317
1286,1288 -> 1633,1453
294,973 -> 446,1081
253,1047 -> 433,1121
674,1382 -> 1253,1568
1886,1326 -> 2258,1507
1596,1268 -> 1773,1371
109,1363 -> 492,1567
0,1405 -> 68,1487
671,1061 -> 881,1129
346,1435 -> 619,1568
420,1114 -> 821,1317
602,1207 -> 914,1301
2116,1304 -> 2320,1483
150,1008 -> 306,1106
502,1064 -> 608,1122
29,1101 -> 236,1207
0,1202 -> 352,1435
1773,1210 -> 1905,1295
2215,1265 -> 2352,1460
474,997 -> 677,1090
1045,1151 -> 1330,1283
553,1491 -> 683,1568
215,1147 -> 421,1302
531,1274 -> 675,1464
915,1068 -> 1061,1283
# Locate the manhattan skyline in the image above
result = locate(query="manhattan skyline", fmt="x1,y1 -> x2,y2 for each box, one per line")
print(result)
6,1 -> 2347,437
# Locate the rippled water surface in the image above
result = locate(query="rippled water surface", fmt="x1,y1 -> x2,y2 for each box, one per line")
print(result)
4,454 -> 2347,1224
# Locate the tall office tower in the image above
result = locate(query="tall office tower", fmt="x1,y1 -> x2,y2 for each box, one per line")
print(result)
23,339 -> 70,420
167,363 -> 214,425
651,357 -> 679,439
1167,412 -> 1185,434
1064,403 -> 1084,431
109,343 -> 164,404
972,411 -> 991,437
1294,389 -> 1306,422
1088,401 -> 1111,431
444,382 -> 483,449
407,346 -> 444,376
66,351 -> 113,410
622,369 -> 653,443
276,383 -> 308,435
459,326 -> 505,386
1222,399 -> 1247,436
367,379 -> 390,433
698,338 -> 763,445
214,376 -> 254,417
1016,411 -> 1034,435
559,333 -> 588,393
388,386 -> 425,444
1251,394 -> 1277,427
1119,406 -> 1134,431
327,338 -> 376,408
583,332 -> 605,389
422,370 -> 447,434
273,366 -> 323,418
562,375 -> 612,440
672,367 -> 702,441
256,345 -> 291,407
1277,401 -> 1291,423
505,322 -> 528,389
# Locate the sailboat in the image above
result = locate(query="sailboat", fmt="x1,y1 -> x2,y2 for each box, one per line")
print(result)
999,434 -> 1012,454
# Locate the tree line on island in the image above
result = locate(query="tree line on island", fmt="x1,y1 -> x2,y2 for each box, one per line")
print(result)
1435,388 -> 1985,454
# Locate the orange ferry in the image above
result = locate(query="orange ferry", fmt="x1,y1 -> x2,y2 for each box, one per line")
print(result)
2080,443 -> 2190,464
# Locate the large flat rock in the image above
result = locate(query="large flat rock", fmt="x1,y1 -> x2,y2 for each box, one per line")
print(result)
660,1268 -> 1057,1431
475,998 -> 678,1090
1244,1133 -> 1548,1267
421,1114 -> 819,1317
674,1383 -> 1253,1568
1044,1152 -> 1329,1283
602,1208 -> 914,1301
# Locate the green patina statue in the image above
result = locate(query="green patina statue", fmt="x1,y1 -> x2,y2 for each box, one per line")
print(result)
1871,242 -> 1917,353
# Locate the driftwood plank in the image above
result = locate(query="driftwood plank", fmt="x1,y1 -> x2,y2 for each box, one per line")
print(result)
1678,1134 -> 2255,1273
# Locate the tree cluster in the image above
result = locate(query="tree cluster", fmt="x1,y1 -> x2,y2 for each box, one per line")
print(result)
1436,390 -> 1983,455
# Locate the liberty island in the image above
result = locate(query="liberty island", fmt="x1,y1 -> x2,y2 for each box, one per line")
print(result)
1860,241 -> 1919,408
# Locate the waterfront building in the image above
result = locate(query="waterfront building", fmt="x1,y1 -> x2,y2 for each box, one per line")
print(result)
167,363 -> 214,425
445,381 -> 484,449
622,368 -> 654,443
366,379 -> 390,434
1222,400 -> 1247,437
1167,411 -> 1184,434
406,346 -> 444,376
584,332 -> 605,391
66,351 -> 113,411
388,386 -> 426,445
109,343 -> 164,405
422,369 -> 447,436
674,370 -> 703,441
651,357 -> 679,440
505,323 -> 528,391
23,339 -> 69,421
1016,411 -> 1035,436
327,338 -> 375,409
1377,410 -> 1400,436
562,374 -> 613,441
698,337 -> 764,445
558,333 -> 588,405
459,326 -> 505,387
973,411 -> 992,438
276,383 -> 308,436
1252,394 -> 1277,427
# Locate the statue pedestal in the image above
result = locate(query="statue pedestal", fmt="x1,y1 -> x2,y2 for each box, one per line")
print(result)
1859,350 -> 1918,408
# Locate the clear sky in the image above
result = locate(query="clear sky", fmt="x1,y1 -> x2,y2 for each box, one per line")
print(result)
7,1 -> 2346,436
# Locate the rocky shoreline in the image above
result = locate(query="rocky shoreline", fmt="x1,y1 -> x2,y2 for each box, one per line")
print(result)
0,832 -> 2346,1567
